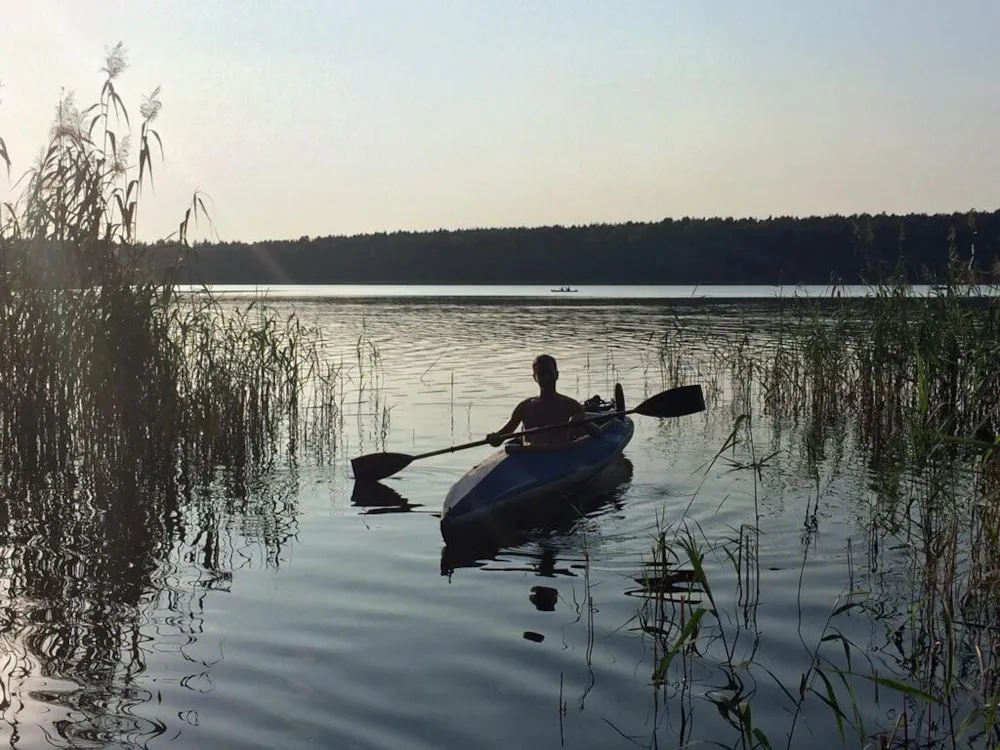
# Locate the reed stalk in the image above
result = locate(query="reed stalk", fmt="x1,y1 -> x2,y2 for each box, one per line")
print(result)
644,244 -> 1000,747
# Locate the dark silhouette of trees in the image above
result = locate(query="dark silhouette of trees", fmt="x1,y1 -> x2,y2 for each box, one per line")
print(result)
148,210 -> 999,286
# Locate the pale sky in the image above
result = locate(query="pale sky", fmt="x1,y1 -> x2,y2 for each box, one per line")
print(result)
2,1 -> 998,243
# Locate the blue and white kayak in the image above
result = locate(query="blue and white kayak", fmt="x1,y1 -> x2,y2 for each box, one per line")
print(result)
440,392 -> 634,540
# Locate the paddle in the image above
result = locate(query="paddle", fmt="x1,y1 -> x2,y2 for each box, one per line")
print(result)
350,384 -> 705,482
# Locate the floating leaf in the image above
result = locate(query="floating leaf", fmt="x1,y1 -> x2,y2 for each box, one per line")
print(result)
814,670 -> 846,741
863,675 -> 939,704
653,608 -> 704,680
752,728 -> 773,750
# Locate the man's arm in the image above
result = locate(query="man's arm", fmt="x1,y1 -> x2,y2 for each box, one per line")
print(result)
569,399 -> 602,437
487,400 -> 526,446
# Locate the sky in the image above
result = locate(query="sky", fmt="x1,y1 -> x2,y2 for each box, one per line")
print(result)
1,0 -> 999,243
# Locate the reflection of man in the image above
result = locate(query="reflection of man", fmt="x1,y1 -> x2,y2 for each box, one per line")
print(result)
529,546 -> 558,612
529,585 -> 558,612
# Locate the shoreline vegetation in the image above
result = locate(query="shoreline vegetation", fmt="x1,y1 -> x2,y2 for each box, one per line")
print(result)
0,46 -> 333,493
640,256 -> 1000,748
141,209 -> 1000,287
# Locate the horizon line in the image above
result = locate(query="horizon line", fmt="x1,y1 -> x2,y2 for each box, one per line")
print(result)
162,206 -> 999,245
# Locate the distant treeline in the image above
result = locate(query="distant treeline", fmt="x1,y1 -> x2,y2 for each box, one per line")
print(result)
146,210 -> 1000,286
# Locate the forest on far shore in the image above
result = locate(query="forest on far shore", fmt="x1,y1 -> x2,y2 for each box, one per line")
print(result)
144,209 -> 1000,286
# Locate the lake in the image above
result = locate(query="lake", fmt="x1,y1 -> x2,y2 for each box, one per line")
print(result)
194,282 -> 946,301
0,286 -> 984,748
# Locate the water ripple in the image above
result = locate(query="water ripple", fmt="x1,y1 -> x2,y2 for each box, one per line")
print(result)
0,296 -> 907,749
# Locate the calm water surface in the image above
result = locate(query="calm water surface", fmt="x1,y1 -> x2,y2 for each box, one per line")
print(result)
196,282 -> 945,301
1,291 -> 911,748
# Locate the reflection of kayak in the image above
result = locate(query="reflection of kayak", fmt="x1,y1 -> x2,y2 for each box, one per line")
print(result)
439,455 -> 634,575
440,387 -> 633,542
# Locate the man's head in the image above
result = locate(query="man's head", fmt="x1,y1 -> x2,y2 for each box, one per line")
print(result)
532,354 -> 559,390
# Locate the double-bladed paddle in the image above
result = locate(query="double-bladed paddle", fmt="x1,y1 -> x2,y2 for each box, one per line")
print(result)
350,384 -> 705,482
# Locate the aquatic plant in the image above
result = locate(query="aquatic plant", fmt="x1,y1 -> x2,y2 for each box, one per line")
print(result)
0,44 -> 343,494
0,44 -> 353,744
642,253 -> 1000,748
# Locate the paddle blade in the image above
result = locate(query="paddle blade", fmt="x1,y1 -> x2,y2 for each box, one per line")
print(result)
351,452 -> 414,482
634,384 -> 705,418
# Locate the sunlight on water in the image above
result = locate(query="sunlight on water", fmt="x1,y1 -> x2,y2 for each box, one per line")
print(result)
192,282 -> 955,301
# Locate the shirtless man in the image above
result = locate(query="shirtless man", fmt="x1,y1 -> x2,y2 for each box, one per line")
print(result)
487,354 -> 600,447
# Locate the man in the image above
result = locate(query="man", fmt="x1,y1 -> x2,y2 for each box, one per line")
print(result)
487,354 -> 600,447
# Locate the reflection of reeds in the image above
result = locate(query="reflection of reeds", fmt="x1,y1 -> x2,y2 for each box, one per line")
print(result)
0,467 -> 303,745
0,45 -> 352,744
634,414 -> 764,747
641,250 -> 1000,747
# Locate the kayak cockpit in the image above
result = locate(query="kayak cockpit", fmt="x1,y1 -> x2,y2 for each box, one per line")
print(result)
502,416 -> 615,453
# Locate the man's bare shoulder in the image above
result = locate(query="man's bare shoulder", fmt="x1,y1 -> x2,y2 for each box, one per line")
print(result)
513,397 -> 535,413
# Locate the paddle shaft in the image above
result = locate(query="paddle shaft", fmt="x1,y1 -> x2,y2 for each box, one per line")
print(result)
350,384 -> 705,481
406,408 -> 632,462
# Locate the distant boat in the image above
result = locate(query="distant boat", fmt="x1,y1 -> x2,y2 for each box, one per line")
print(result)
551,286 -> 578,293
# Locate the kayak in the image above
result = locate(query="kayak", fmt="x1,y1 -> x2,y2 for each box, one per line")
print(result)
440,455 -> 634,573
440,387 -> 634,541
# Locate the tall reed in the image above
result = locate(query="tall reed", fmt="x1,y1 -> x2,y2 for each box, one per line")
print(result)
0,45 -> 341,743
0,44 -> 336,496
645,247 -> 1000,747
